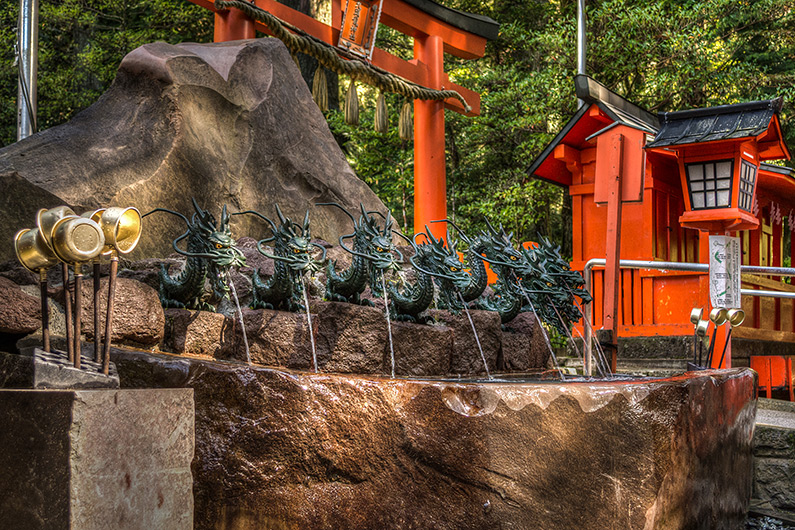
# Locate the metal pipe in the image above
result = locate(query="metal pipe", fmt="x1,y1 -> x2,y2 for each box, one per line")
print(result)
16,0 -> 39,140
582,259 -> 795,372
576,0 -> 586,108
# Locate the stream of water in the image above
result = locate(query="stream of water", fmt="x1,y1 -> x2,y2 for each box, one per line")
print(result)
381,274 -> 396,378
459,292 -> 491,380
228,275 -> 251,364
302,276 -> 318,372
515,281 -> 565,380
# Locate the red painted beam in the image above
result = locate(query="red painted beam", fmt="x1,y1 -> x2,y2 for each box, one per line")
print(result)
380,0 -> 488,59
190,0 -> 480,115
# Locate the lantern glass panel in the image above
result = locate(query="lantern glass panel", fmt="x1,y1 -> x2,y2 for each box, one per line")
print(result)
686,159 -> 734,210
738,160 -> 757,212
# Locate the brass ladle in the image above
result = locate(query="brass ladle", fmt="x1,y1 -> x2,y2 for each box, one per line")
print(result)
37,206 -> 77,361
14,228 -> 60,352
689,307 -> 703,365
94,207 -> 142,375
50,215 -> 105,368
716,308 -> 746,369
705,307 -> 728,368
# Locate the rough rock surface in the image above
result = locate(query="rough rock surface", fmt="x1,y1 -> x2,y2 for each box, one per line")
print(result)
164,309 -> 233,358
430,309 -> 502,375
313,301 -> 390,373
0,276 -> 41,335
0,39 -> 388,261
390,320 -> 453,376
0,387 -> 194,530
111,349 -> 757,530
52,276 -> 164,347
225,307 -> 317,370
501,312 -> 551,371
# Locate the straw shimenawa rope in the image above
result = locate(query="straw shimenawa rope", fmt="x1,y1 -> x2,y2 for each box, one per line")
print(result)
214,0 -> 472,112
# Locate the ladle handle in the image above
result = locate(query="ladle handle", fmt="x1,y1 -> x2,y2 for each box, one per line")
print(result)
102,255 -> 119,376
63,263 -> 74,362
73,269 -> 83,369
39,270 -> 49,353
93,262 -> 102,363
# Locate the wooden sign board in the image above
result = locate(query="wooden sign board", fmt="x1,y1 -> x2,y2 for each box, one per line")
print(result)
594,126 -> 647,204
337,0 -> 383,60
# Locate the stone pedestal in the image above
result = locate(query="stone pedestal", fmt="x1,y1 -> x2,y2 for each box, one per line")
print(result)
0,349 -> 119,389
0,388 -> 194,530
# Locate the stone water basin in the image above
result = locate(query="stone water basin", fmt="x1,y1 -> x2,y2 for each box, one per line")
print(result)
113,349 -> 756,530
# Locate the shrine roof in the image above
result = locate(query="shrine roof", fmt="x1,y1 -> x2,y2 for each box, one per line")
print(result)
646,98 -> 784,149
402,0 -> 499,40
528,76 -> 658,186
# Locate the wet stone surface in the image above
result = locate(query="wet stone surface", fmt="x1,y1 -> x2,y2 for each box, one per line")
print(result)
110,348 -> 757,530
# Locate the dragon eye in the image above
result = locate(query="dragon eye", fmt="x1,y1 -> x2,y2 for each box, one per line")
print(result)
294,248 -> 301,253
450,266 -> 458,272
215,243 -> 223,249
376,247 -> 384,252
510,256 -> 517,261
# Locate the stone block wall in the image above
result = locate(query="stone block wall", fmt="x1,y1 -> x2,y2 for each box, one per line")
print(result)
0,388 -> 194,530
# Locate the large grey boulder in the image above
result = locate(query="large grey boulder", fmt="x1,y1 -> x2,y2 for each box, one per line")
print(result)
0,39 -> 387,260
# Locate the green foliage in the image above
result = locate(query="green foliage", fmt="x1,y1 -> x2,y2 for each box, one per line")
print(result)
2,0 -> 794,256
1,0 -> 212,146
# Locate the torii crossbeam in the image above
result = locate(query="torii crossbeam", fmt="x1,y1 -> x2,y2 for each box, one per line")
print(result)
186,0 -> 498,238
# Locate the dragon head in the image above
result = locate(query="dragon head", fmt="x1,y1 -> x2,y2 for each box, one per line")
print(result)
191,200 -> 246,271
476,219 -> 524,274
239,205 -> 327,274
360,207 -> 402,271
411,228 -> 471,290
317,202 -> 404,272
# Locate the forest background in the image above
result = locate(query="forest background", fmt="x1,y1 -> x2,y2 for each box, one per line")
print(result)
0,0 -> 793,255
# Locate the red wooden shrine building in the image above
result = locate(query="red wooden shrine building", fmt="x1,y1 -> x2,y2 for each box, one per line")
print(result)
530,75 -> 794,381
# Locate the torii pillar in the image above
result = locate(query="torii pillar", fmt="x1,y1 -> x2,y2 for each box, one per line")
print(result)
196,0 -> 499,239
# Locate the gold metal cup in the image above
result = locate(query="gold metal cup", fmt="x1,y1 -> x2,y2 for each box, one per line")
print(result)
50,216 -> 105,264
727,308 -> 746,327
36,206 -> 77,249
14,228 -> 59,272
708,307 -> 728,326
99,207 -> 142,254
689,307 -> 703,325
696,318 -> 710,341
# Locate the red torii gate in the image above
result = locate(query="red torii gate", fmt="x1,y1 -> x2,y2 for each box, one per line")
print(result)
187,0 -> 498,238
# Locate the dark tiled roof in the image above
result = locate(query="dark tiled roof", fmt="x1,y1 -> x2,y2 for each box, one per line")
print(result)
645,98 -> 783,148
760,163 -> 794,177
401,0 -> 499,40
574,75 -> 659,132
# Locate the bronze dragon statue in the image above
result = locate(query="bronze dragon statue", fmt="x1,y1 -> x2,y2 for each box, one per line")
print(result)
513,237 -> 591,334
317,203 -> 403,305
386,227 -> 472,323
143,199 -> 246,311
234,205 -> 326,312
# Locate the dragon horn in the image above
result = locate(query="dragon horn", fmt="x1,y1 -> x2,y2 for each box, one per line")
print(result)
219,204 -> 230,232
316,202 -> 356,226
142,207 -> 190,226
232,210 -> 278,234
191,198 -> 215,232
275,204 -> 288,225
423,225 -> 438,245
431,218 -> 471,244
484,217 -> 499,236
383,210 -> 393,234
303,210 -> 310,231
